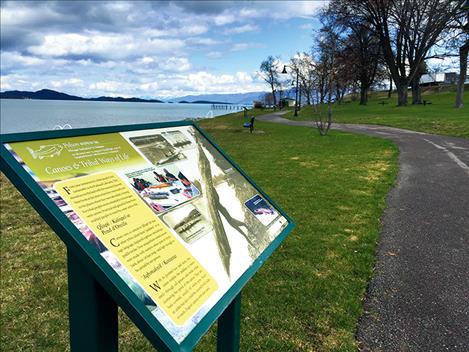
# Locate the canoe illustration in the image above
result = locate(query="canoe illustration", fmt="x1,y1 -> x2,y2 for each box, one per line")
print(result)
27,144 -> 63,159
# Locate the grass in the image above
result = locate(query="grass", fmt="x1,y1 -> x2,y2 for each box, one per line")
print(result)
1,112 -> 398,351
282,85 -> 469,138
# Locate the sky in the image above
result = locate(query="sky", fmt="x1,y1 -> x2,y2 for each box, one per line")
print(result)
0,0 -> 327,98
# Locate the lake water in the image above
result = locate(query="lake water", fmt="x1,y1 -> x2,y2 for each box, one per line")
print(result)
0,99 -> 241,134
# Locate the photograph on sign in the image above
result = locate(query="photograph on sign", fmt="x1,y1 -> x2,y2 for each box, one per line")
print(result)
4,125 -> 289,343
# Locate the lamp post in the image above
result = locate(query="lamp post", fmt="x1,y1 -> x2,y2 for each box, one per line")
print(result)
282,65 -> 299,117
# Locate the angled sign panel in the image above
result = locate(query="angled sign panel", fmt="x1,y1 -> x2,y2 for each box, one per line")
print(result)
0,121 -> 294,351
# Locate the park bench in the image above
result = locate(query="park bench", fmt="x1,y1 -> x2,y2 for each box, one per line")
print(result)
378,101 -> 389,105
243,117 -> 255,133
423,100 -> 432,106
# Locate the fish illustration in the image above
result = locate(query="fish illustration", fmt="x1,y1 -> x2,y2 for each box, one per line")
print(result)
27,144 -> 63,159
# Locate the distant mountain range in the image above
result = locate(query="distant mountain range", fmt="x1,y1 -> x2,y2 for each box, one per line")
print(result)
0,89 -> 165,103
0,88 -> 270,105
169,91 -> 267,105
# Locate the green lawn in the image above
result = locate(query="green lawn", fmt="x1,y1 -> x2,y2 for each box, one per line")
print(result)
1,113 -> 398,351
283,86 -> 469,138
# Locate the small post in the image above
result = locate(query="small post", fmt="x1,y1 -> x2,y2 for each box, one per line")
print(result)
217,293 -> 241,352
67,251 -> 118,352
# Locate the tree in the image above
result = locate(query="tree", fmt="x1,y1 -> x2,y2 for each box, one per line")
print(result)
292,53 -> 317,106
350,0 -> 463,106
453,7 -> 469,108
262,92 -> 274,107
313,24 -> 341,135
324,0 -> 384,105
259,56 -> 280,110
456,33 -> 469,108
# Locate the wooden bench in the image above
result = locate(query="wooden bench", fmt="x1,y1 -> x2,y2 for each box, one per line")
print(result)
243,117 -> 255,133
423,100 -> 432,106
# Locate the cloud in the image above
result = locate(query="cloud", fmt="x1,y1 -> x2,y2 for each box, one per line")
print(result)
223,24 -> 259,34
0,1 -> 328,97
28,32 -> 185,60
230,43 -> 264,52
214,13 -> 237,26
188,37 -> 221,46
206,51 -> 223,59
89,80 -> 132,94
178,71 -> 263,94
158,57 -> 192,72
300,23 -> 314,30
82,71 -> 265,97
50,78 -> 84,88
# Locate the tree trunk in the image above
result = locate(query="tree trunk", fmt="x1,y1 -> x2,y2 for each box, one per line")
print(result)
359,84 -> 369,105
411,76 -> 422,104
271,83 -> 277,111
298,85 -> 301,111
396,80 -> 408,106
455,42 -> 468,108
388,75 -> 393,98
336,85 -> 342,104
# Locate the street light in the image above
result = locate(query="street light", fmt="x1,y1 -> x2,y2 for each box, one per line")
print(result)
281,65 -> 300,117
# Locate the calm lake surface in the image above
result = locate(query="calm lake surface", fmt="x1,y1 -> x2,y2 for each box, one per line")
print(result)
0,99 -> 239,134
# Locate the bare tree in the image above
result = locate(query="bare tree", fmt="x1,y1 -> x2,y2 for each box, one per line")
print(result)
324,0 -> 384,105
350,0 -> 462,106
294,53 -> 317,106
453,7 -> 469,108
262,92 -> 274,107
259,56 -> 280,110
314,25 -> 340,135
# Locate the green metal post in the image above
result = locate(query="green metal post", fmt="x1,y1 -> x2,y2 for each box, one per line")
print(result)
217,293 -> 241,352
67,250 -> 118,352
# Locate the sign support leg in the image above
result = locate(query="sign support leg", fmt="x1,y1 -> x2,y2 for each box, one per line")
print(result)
67,250 -> 118,352
217,293 -> 241,352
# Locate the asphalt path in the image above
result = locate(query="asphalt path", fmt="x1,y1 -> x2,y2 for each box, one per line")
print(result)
257,112 -> 469,351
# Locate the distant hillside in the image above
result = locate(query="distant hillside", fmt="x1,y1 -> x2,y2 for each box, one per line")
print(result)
179,100 -> 234,104
0,89 -> 164,103
171,91 -> 267,105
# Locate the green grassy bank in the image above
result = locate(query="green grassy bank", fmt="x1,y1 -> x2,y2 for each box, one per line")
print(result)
1,112 -> 398,351
283,86 -> 469,138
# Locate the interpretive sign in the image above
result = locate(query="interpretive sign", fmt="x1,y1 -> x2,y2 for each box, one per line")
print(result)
0,121 -> 294,351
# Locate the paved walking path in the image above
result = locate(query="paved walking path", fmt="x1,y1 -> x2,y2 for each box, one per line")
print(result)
258,112 -> 469,351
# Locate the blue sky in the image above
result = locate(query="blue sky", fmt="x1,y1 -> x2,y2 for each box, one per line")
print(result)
0,1 -> 327,98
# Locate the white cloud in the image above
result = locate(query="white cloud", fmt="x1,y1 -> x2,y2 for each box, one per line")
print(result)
238,1 -> 326,20
76,70 -> 265,98
189,37 -> 220,46
159,57 -> 192,72
50,78 -> 84,88
206,51 -> 223,59
28,32 -> 185,59
214,14 -> 236,26
178,71 -> 264,94
0,51 -> 68,69
300,23 -> 314,30
138,56 -> 155,64
230,43 -> 264,52
0,1 -> 328,97
0,74 -> 42,91
0,3 -> 64,27
140,82 -> 159,91
143,24 -> 208,38
223,24 -> 259,35
89,81 -> 119,92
